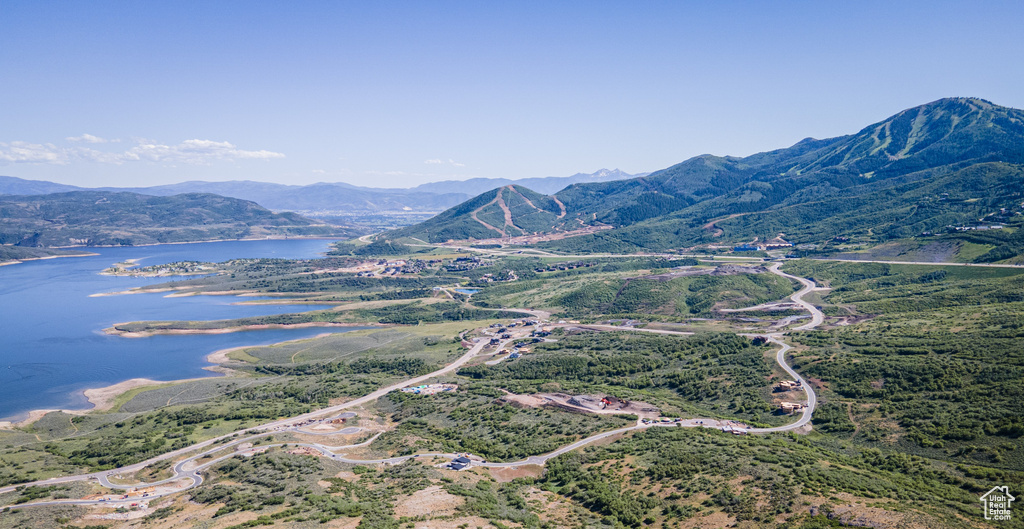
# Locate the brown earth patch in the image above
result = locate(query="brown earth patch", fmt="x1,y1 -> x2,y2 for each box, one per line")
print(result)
523,487 -> 578,526
286,446 -> 323,457
499,391 -> 547,408
806,377 -> 828,390
402,516 -> 496,529
325,517 -> 363,529
486,465 -> 544,482
679,509 -> 734,528
393,484 -> 464,518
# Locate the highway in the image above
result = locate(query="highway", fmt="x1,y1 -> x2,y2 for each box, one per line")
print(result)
1,261 -> 823,510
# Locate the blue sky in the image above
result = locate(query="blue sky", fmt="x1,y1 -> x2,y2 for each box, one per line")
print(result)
2,1 -> 1022,188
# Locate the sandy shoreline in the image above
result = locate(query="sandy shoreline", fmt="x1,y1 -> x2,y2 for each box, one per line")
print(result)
1,329 -> 360,429
0,378 -> 204,430
0,251 -> 99,268
104,321 -> 377,338
90,287 -> 260,298
82,378 -> 180,412
163,289 -> 254,298
2,367 -> 235,430
0,379 -> 168,429
0,409 -> 86,429
89,287 -> 177,297
51,235 -> 346,250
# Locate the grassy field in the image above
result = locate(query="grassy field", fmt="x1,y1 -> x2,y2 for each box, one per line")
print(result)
233,328 -> 460,365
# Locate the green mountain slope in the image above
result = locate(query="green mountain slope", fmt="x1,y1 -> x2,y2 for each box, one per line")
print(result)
0,191 -> 360,247
388,185 -> 571,242
386,98 -> 1024,257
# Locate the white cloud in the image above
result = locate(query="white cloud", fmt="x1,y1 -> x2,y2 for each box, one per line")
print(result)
312,169 -> 327,174
0,141 -> 67,164
66,133 -> 112,144
124,139 -> 285,164
424,158 -> 465,167
0,137 -> 285,166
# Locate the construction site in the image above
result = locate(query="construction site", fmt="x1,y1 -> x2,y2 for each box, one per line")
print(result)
500,392 -> 661,418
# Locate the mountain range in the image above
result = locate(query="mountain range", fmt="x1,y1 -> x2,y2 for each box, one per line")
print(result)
0,169 -> 645,215
386,98 -> 1024,261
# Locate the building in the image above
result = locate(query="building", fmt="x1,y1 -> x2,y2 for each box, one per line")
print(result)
449,456 -> 472,471
780,402 -> 805,413
774,380 -> 800,392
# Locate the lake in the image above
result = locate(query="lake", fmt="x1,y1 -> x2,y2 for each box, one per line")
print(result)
0,239 -> 371,420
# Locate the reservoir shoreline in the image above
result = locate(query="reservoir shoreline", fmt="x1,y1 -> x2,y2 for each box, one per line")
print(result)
104,321 -> 382,338
50,235 -> 346,250
0,330 -> 362,429
0,238 -> 360,421
0,250 -> 100,267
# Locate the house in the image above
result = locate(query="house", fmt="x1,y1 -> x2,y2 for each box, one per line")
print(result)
780,402 -> 805,413
449,456 -> 472,470
774,380 -> 800,392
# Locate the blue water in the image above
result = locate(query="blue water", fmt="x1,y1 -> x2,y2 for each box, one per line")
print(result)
0,239 -> 369,420
453,288 -> 480,295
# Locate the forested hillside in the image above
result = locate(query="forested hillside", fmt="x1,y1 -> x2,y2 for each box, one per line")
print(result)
0,191 -> 360,247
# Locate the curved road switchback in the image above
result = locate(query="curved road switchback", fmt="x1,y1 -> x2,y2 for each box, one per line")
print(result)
2,261 -> 824,510
767,262 -> 825,331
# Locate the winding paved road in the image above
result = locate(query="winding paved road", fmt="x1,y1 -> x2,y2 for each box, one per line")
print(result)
767,262 -> 825,331
2,261 -> 824,510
